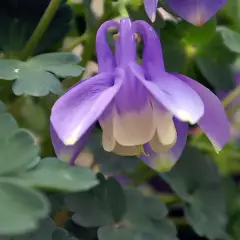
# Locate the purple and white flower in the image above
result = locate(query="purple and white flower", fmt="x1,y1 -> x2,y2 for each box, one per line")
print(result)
50,18 -> 229,167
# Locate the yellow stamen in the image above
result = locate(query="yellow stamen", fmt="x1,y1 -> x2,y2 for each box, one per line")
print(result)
134,33 -> 142,43
113,33 -> 141,43
136,145 -> 150,157
113,33 -> 120,40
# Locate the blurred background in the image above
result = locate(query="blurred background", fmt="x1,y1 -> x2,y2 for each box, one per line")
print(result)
1,0 -> 240,239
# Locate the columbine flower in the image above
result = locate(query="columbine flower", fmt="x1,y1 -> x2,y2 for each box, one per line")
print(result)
144,0 -> 226,25
50,18 -> 229,167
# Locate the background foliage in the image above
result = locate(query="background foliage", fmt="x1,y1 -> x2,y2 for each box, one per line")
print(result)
0,0 -> 240,239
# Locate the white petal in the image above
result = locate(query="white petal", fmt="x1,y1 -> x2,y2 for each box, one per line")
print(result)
102,132 -> 116,152
113,102 -> 155,146
99,116 -> 116,152
150,133 -> 173,152
154,108 -> 177,146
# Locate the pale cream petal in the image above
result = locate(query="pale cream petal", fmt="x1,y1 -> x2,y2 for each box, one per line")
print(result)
102,132 -> 116,152
112,142 -> 138,156
99,115 -> 116,152
150,133 -> 173,152
151,103 -> 177,147
156,113 -> 177,146
113,102 -> 155,146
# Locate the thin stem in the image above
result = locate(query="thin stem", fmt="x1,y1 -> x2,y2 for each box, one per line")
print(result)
222,85 -> 240,107
227,102 -> 240,116
63,34 -> 87,52
20,0 -> 61,60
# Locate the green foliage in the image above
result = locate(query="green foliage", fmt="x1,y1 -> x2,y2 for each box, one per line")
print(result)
162,147 -> 228,239
66,174 -> 177,240
0,218 -> 77,240
0,101 -> 98,235
0,53 -> 83,96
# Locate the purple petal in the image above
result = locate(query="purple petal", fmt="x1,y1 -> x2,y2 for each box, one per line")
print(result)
130,62 -> 204,124
166,0 -> 226,26
144,0 -> 158,22
168,118 -> 188,160
174,73 -> 230,151
115,67 -> 149,113
140,119 -> 188,171
117,18 -> 137,67
50,124 -> 90,165
96,20 -> 118,72
133,20 -> 165,75
51,72 -> 121,146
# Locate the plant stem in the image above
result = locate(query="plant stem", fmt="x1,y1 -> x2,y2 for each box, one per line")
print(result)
63,34 -> 88,52
222,86 -> 240,107
20,0 -> 61,60
227,102 -> 240,116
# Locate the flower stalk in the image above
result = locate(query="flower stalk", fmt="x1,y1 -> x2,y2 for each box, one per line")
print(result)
222,85 -> 240,107
20,0 -> 61,61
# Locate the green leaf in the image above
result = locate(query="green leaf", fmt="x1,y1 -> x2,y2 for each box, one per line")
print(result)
29,52 -> 81,65
98,225 -> 135,240
2,218 -> 77,240
99,188 -> 177,240
179,18 -> 216,47
223,180 -> 240,240
28,52 -> 84,78
162,147 -> 228,239
0,113 -> 19,139
0,129 -> 39,175
106,177 -> 127,223
17,158 -> 98,192
196,32 -> 236,90
66,177 -> 112,227
123,188 -> 168,224
198,33 -> 236,64
10,218 -> 56,240
219,0 -> 240,28
0,60 -> 22,80
64,219 -> 98,240
67,178 -> 177,239
0,53 -> 84,96
52,228 -> 78,240
21,98 -> 47,132
160,19 -> 215,73
42,65 -> 84,78
162,147 -> 221,200
184,186 -> 228,240
0,181 -> 49,235
196,57 -> 235,90
218,27 -> 240,53
0,101 -> 6,113
160,22 -> 188,72
12,70 -> 63,96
